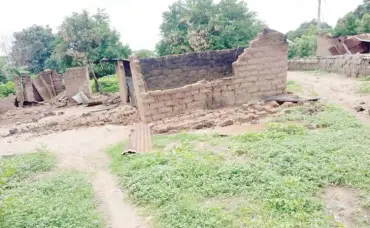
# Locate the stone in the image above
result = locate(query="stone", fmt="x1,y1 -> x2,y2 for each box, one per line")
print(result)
237,114 -> 254,123
264,107 -> 277,114
47,122 -> 58,127
360,101 -> 366,105
355,106 -> 365,112
82,112 -> 92,117
58,111 -> 65,115
192,120 -> 214,130
256,111 -> 268,117
9,128 -> 18,135
218,119 -> 234,127
281,102 -> 294,108
153,125 -> 169,134
267,100 -> 280,108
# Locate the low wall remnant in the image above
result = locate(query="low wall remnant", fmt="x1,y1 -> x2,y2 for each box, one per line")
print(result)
130,28 -> 288,122
288,54 -> 370,77
64,67 -> 92,102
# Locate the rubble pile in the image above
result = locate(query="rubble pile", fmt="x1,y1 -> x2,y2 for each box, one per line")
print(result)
150,100 -> 295,134
2,105 -> 139,137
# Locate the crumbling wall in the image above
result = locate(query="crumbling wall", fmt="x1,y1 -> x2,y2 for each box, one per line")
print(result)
131,28 -> 288,122
138,48 -> 245,90
64,67 -> 92,102
39,70 -> 65,95
288,54 -> 370,77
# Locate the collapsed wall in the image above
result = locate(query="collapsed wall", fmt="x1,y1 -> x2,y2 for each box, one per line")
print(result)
130,28 -> 288,122
288,54 -> 370,77
138,48 -> 245,90
64,67 -> 92,102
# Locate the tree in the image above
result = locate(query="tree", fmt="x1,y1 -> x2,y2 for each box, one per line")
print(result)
133,49 -> 157,58
287,19 -> 332,41
156,0 -> 264,56
333,0 -> 370,36
46,9 -> 132,76
11,25 -> 55,74
356,13 -> 370,33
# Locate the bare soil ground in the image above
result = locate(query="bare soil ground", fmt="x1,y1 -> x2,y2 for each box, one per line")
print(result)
288,71 -> 370,124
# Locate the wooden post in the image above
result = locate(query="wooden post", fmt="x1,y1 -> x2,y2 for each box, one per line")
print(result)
115,60 -> 127,104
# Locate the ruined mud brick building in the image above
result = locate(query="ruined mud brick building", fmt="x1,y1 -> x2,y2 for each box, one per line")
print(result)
288,54 -> 370,77
129,28 -> 288,122
12,67 -> 92,107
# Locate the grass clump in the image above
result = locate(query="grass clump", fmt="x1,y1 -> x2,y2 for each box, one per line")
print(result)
357,82 -> 370,93
0,152 -> 103,228
359,75 -> 370,81
286,80 -> 303,93
107,103 -> 370,227
91,75 -> 119,93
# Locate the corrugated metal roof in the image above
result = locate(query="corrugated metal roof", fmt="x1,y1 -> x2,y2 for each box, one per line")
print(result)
123,122 -> 152,154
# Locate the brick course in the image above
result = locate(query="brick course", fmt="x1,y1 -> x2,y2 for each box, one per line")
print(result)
288,54 -> 370,77
130,28 -> 288,122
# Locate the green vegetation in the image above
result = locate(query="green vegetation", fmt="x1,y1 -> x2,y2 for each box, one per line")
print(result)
0,152 -> 103,228
360,75 -> 370,81
91,76 -> 119,93
287,20 -> 333,59
133,49 -> 157,58
334,0 -> 370,36
156,0 -> 264,56
357,82 -> 370,93
286,80 -> 303,93
0,81 -> 15,97
108,103 -> 370,227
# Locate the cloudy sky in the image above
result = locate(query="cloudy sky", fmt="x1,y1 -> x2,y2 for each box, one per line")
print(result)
0,0 -> 363,51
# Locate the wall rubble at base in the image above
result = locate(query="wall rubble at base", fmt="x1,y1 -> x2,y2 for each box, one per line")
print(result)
130,28 -> 288,122
288,54 -> 370,77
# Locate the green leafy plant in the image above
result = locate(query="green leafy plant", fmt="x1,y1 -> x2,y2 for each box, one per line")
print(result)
90,75 -> 119,93
0,81 -> 15,97
107,103 -> 370,227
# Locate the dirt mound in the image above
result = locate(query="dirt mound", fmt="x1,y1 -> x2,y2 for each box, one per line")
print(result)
1,105 -> 139,137
149,100 -> 287,134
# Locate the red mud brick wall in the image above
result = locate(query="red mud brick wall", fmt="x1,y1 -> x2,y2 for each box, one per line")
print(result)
64,67 -> 92,102
132,28 -> 288,122
138,48 -> 245,91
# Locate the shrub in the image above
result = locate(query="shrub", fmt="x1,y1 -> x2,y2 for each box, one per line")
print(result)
91,76 -> 119,93
0,81 -> 15,97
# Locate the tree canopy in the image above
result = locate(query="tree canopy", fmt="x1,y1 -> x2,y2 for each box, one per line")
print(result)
45,9 -> 131,76
287,20 -> 333,59
11,25 -> 55,74
334,0 -> 370,36
156,0 -> 264,56
133,49 -> 157,58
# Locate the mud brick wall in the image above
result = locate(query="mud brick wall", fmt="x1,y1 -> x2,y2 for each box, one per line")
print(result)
138,48 -> 245,91
64,67 -> 92,102
288,54 -> 370,77
131,28 -> 288,122
22,74 -> 35,102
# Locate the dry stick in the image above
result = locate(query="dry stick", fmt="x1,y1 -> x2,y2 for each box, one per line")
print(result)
89,65 -> 102,94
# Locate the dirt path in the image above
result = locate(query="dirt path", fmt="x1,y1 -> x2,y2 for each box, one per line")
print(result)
0,125 -> 146,228
288,71 -> 370,124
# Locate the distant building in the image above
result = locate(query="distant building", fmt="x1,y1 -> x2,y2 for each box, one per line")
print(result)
317,34 -> 370,56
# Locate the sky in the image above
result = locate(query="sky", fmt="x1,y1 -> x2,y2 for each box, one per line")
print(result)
0,0 -> 364,51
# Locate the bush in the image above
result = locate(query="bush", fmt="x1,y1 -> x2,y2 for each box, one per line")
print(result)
91,76 -> 119,93
0,81 -> 15,97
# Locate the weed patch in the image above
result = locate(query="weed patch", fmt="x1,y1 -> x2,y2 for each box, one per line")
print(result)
287,80 -> 303,93
0,152 -> 103,228
107,104 -> 370,227
357,82 -> 370,93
